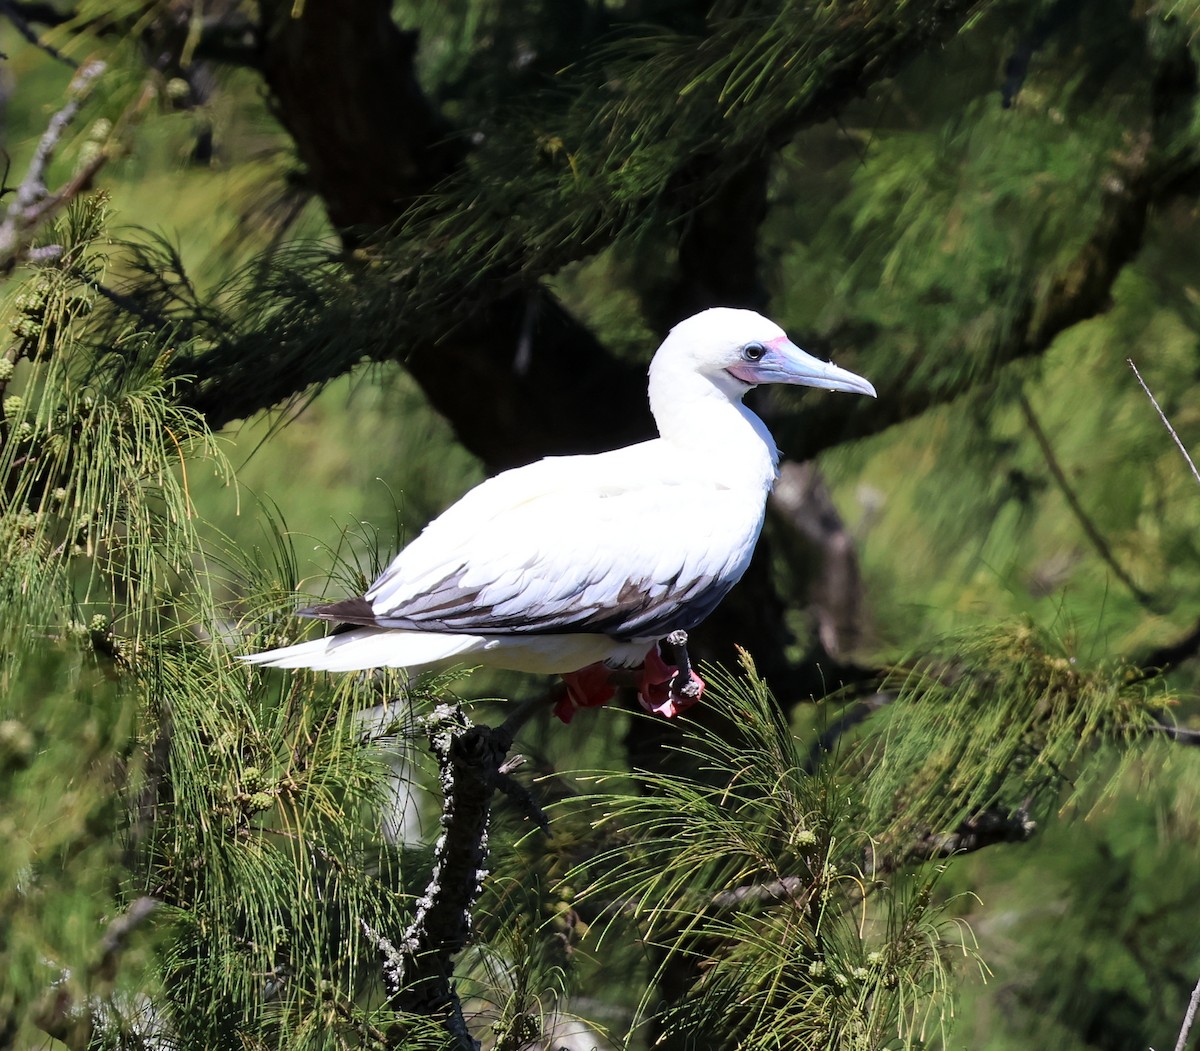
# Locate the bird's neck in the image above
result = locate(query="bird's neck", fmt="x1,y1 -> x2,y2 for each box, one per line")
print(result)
648,367 -> 780,492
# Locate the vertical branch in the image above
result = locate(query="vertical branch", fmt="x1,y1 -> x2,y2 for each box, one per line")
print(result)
397,707 -> 508,1019
366,697 -> 548,1050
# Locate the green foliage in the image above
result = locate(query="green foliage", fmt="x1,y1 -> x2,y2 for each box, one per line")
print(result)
0,197 -> 441,1048
857,624 -> 1167,848
0,195 -> 227,653
2,3 -> 1200,1050
563,658 -> 970,1051
0,649 -> 142,1046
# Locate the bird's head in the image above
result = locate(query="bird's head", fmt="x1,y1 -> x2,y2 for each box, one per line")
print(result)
651,307 -> 877,400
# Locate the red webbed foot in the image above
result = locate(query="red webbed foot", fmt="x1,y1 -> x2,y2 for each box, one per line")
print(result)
637,636 -> 704,719
556,633 -> 704,723
555,662 -> 616,723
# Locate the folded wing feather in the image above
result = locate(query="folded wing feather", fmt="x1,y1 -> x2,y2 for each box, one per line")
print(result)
303,446 -> 764,641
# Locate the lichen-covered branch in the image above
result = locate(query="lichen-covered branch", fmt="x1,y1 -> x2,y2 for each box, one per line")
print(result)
369,697 -> 548,1048
0,59 -> 106,272
31,896 -> 159,1049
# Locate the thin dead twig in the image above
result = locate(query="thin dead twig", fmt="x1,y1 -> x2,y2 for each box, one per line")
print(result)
1018,390 -> 1159,611
1174,973 -> 1200,1051
1128,358 -> 1200,489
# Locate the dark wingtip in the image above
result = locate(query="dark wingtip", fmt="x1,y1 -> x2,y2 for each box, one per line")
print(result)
296,595 -> 377,625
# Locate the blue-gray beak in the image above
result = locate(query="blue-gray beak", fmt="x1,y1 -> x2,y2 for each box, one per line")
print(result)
729,337 -> 877,398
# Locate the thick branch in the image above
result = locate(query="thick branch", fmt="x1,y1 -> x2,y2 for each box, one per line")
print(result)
905,807 -> 1037,862
257,0 -> 463,233
371,697 -> 548,1047
389,705 -> 506,1031
194,0 -> 980,450
770,461 -> 869,661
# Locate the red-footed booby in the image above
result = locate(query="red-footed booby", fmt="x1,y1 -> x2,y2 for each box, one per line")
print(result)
242,308 -> 875,721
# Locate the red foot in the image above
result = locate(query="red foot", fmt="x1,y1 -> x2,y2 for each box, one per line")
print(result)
555,662 -> 616,723
555,645 -> 706,724
637,644 -> 704,719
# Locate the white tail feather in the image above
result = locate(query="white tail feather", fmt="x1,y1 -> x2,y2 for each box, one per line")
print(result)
239,627 -> 481,673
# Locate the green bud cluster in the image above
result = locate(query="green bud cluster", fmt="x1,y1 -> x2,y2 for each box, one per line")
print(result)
14,508 -> 37,532
13,279 -> 52,316
76,141 -> 103,173
10,317 -> 41,340
247,792 -> 275,814
3,394 -> 22,418
0,358 -> 14,382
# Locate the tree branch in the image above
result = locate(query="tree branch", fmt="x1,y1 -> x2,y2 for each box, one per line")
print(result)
1174,973 -> 1200,1051
0,0 -> 76,67
803,693 -> 892,774
770,460 -> 870,661
32,896 -> 159,1050
0,59 -> 106,272
371,697 -> 549,1047
778,27 -> 1200,461
905,807 -> 1037,862
257,0 -> 463,234
1017,390 -> 1161,612
189,0 -> 980,452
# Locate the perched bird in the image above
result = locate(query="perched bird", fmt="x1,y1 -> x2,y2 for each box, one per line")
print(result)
242,308 -> 875,721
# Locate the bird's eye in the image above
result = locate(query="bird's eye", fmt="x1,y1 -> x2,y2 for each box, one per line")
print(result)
742,341 -> 766,362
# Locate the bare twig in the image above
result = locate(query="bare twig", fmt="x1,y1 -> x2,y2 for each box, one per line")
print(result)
1129,359 -> 1200,489
1145,719 -> 1200,747
0,59 -> 106,271
1174,974 -> 1200,1051
1018,390 -> 1160,611
0,0 -> 75,67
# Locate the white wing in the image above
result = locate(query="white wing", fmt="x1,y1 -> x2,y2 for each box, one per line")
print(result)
307,442 -> 766,641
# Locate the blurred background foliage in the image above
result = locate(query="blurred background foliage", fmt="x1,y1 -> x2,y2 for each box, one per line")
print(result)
2,0 -> 1200,1048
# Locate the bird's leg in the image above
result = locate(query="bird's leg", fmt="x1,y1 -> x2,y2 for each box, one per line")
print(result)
555,663 -> 617,723
637,629 -> 704,718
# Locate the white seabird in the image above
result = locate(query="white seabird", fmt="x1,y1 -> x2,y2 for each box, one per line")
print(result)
242,308 -> 876,721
